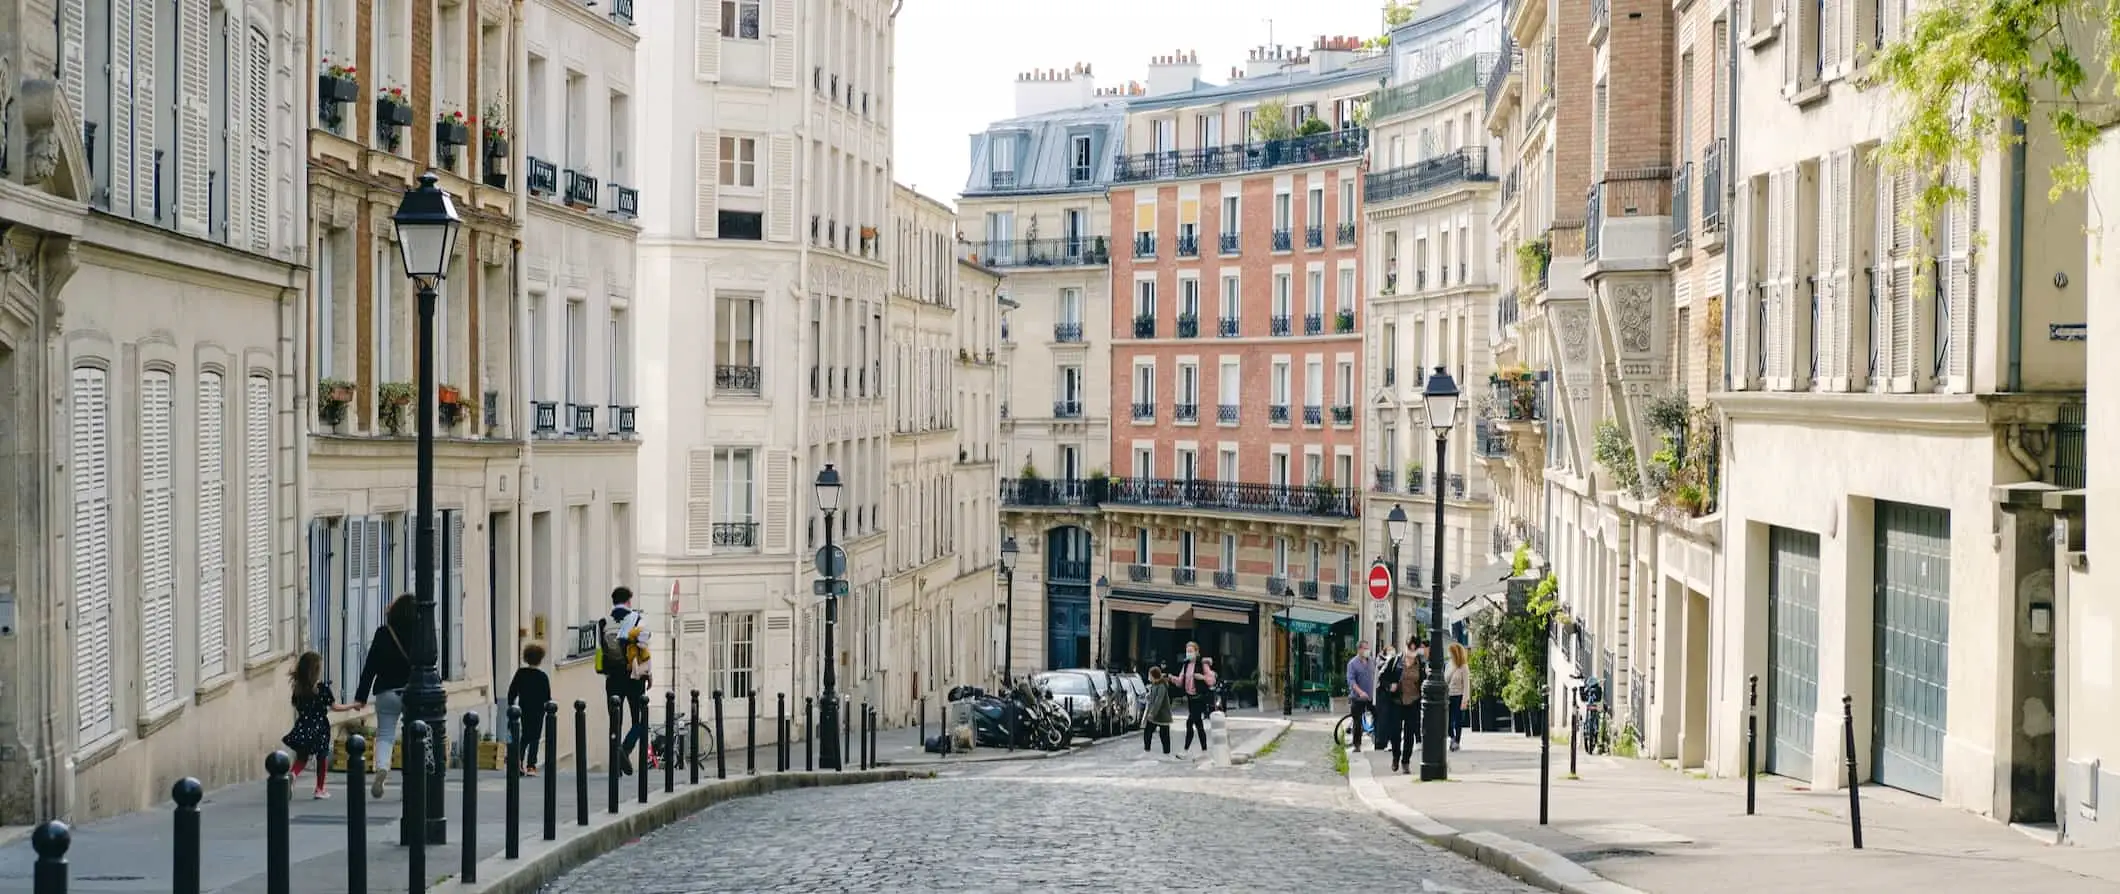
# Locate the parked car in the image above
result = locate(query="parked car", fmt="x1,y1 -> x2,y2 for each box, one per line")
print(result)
1033,671 -> 1105,738
1070,668 -> 1131,735
1114,673 -> 1147,729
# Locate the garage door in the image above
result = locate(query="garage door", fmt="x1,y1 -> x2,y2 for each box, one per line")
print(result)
1873,501 -> 1951,798
1766,527 -> 1821,781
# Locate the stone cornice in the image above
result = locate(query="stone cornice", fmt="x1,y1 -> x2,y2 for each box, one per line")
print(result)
1710,390 -> 1990,434
76,217 -> 302,295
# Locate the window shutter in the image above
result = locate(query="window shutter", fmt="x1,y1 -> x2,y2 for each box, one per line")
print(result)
694,133 -> 719,239
71,367 -> 116,742
244,28 -> 271,254
1943,163 -> 1977,385
1813,159 -> 1839,381
244,373 -> 273,657
1883,169 -> 1916,385
196,372 -> 226,678
763,610 -> 793,698
1781,2 -> 1801,93
130,0 -> 157,219
449,512 -> 466,679
769,0 -> 798,87
60,0 -> 85,123
1828,150 -> 1854,383
1730,184 -> 1753,388
1879,0 -> 1902,45
1818,0 -> 1839,74
767,134 -> 795,242
140,371 -> 179,709
763,449 -> 791,552
1778,167 -> 1800,382
110,0 -> 136,216
685,448 -> 715,554
338,519 -> 368,690
694,2 -> 721,82
224,14 -> 247,247
1763,170 -> 1785,381
177,0 -> 211,236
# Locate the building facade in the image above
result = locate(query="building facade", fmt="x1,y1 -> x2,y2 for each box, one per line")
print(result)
635,0 -> 897,737
966,69 -> 1126,677
0,0 -> 308,821
1104,46 -> 1376,692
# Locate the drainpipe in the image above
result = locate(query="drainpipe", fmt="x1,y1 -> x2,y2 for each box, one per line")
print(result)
1721,6 -> 1740,393
36,234 -> 68,821
2007,117 -> 2027,393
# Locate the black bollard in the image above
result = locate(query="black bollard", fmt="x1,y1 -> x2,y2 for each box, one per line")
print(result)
920,695 -> 928,749
461,712 -> 481,883
405,722 -> 429,888
265,750 -> 291,894
857,705 -> 868,770
172,777 -> 203,894
345,737 -> 368,894
713,690 -> 727,780
573,700 -> 589,827
1746,675 -> 1759,816
747,690 -> 759,775
805,697 -> 815,771
689,689 -> 702,785
870,706 -> 879,768
606,695 -> 621,815
503,708 -> 521,860
842,696 -> 853,769
777,693 -> 789,772
1843,694 -> 1864,849
1539,684 -> 1551,826
543,701 -> 559,841
664,691 -> 677,793
1568,695 -> 1578,776
636,697 -> 650,805
30,820 -> 68,894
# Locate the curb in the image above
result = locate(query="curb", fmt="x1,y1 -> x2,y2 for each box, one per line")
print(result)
428,769 -> 926,894
875,729 -> 1127,767
1229,719 -> 1293,765
1345,757 -> 1643,894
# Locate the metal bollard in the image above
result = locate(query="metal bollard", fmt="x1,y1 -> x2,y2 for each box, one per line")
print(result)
920,695 -> 928,749
573,700 -> 590,827
777,693 -> 789,771
1539,683 -> 1551,826
606,696 -> 621,815
1843,694 -> 1864,849
713,690 -> 728,779
405,721 -> 430,890
747,690 -> 758,775
265,750 -> 291,894
636,697 -> 650,805
543,701 -> 559,841
1746,675 -> 1759,816
857,704 -> 868,770
869,706 -> 879,769
345,736 -> 368,894
664,691 -> 678,793
842,696 -> 853,769
689,689 -> 702,785
30,820 -> 68,894
172,778 -> 203,894
1568,696 -> 1578,776
461,713 -> 481,883
501,708 -> 519,860
805,697 -> 816,771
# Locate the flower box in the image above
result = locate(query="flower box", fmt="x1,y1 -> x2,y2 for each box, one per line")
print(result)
484,135 -> 508,157
318,379 -> 355,427
435,120 -> 470,147
377,98 -> 414,128
319,75 -> 360,104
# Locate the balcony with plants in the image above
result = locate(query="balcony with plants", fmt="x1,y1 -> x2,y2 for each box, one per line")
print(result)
980,237 -> 1110,268
1112,102 -> 1366,183
1489,368 -> 1546,428
1000,470 -> 1111,509
1591,395 -> 1721,522
1105,477 -> 1358,521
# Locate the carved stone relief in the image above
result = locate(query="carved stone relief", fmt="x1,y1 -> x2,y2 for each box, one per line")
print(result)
1558,309 -> 1591,364
1615,283 -> 1654,354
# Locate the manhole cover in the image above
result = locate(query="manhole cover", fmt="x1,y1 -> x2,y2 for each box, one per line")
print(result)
1567,847 -> 1657,862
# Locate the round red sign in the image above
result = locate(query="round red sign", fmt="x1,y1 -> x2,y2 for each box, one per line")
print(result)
1367,562 -> 1393,601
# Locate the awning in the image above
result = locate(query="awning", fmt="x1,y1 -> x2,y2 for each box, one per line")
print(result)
1150,601 -> 1195,629
1107,598 -> 1163,616
1195,605 -> 1250,625
1441,561 -> 1523,624
1446,591 -> 1509,625
1272,605 -> 1356,636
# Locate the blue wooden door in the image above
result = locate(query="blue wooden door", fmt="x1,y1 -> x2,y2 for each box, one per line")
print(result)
1766,527 -> 1820,781
1873,501 -> 1951,798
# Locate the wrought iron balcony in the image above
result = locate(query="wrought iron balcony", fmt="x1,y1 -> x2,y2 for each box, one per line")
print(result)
1366,148 -> 1492,204
1671,162 -> 1692,251
1272,229 -> 1293,251
1133,233 -> 1157,259
713,522 -> 759,548
1302,405 -> 1323,426
1406,473 -> 1426,495
999,477 -> 1109,507
989,170 -> 1018,189
1175,403 -> 1199,423
980,237 -> 1109,268
527,157 -> 559,195
1105,477 -> 1358,519
1337,222 -> 1357,246
1300,580 -> 1320,599
1335,310 -> 1356,333
1177,234 -> 1199,257
1371,53 -> 1497,120
1128,563 -> 1151,583
563,170 -> 599,207
1702,138 -> 1726,232
1131,401 -> 1156,421
1172,567 -> 1197,586
568,402 -> 596,434
609,0 -> 635,25
1373,469 -> 1396,492
1474,419 -> 1511,458
1485,41 -> 1519,111
1331,405 -> 1353,425
1051,559 -> 1092,581
716,364 -> 762,393
1269,404 -> 1290,424
1054,321 -> 1084,343
1496,290 -> 1520,330
1404,565 -> 1423,588
1585,183 -> 1603,263
1267,575 -> 1290,597
1112,128 -> 1368,183
1053,400 -> 1083,418
1218,318 -> 1240,337
1304,226 -> 1324,249
1217,404 -> 1239,424
610,405 -> 637,436
532,401 -> 558,436
1330,584 -> 1351,604
1176,314 -> 1199,338
1303,313 -> 1323,335
1491,373 -> 1546,421
1448,473 -> 1467,499
1270,315 -> 1292,337
1214,570 -> 1238,590
1219,232 -> 1240,254
612,184 -> 640,217
1132,314 -> 1157,338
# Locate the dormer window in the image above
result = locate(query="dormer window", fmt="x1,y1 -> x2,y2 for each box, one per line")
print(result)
1069,134 -> 1092,183
990,134 -> 1017,189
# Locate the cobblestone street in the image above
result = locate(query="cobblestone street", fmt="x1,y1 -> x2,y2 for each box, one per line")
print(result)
545,726 -> 1535,893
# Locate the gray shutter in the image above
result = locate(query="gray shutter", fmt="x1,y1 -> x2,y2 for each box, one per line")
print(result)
450,512 -> 467,679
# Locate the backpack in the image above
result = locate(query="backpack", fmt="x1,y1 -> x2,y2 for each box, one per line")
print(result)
595,611 -> 638,676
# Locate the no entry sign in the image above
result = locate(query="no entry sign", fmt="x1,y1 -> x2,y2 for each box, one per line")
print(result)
1367,562 -> 1393,601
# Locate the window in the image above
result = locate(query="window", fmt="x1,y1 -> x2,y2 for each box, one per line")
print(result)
1305,360 -> 1324,407
1136,280 -> 1156,318
715,294 -> 757,369
1133,363 -> 1155,404
1271,362 -> 1290,405
1336,453 -> 1353,488
1274,193 -> 1291,230
1069,134 -> 1092,182
1179,531 -> 1196,567
1197,112 -> 1222,147
1176,449 -> 1198,482
1135,528 -> 1150,562
719,136 -> 757,187
1221,533 -> 1237,572
1338,268 -> 1356,313
1273,537 -> 1289,576
1133,447 -> 1154,478
608,311 -> 629,404
1221,195 -> 1239,235
991,134 -> 1016,178
1060,365 -> 1083,403
1304,453 -> 1323,486
1180,277 -> 1200,319
1059,288 -> 1082,325
1179,363 -> 1198,405
721,0 -> 761,39
716,448 -> 755,524
609,92 -> 632,183
711,612 -> 757,696
1307,187 -> 1324,228
139,371 -> 178,711
1307,271 -> 1324,317
196,372 -> 227,678
564,299 -> 586,406
1274,275 -> 1291,318
1218,449 -> 1238,483
1219,360 -> 1240,407
1340,181 -> 1356,225
1309,541 -> 1322,580
71,367 -> 115,742
1337,361 -> 1354,406
529,292 -> 548,400
243,374 -> 273,658
374,250 -> 397,384
1221,275 -> 1240,325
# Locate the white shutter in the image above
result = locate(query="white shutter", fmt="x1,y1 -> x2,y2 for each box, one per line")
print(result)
1884,169 -> 1918,387
763,450 -> 791,552
1813,159 -> 1839,383
766,134 -> 795,242
1818,0 -> 1840,75
338,520 -> 366,690
1777,167 -> 1799,384
244,28 -> 271,254
1943,163 -> 1977,386
694,2 -> 721,81
764,609 -> 793,699
1730,184 -> 1753,389
685,448 -> 715,554
110,0 -> 135,216
1763,170 -> 1786,382
1828,150 -> 1854,384
1781,2 -> 1800,94
694,133 -> 719,239
60,0 -> 85,123
244,374 -> 273,657
196,372 -> 226,677
449,512 -> 467,679
769,0 -> 798,87
71,368 -> 115,742
176,0 -> 211,235
1879,0 -> 1902,45
131,0 -> 157,219
140,370 -> 179,709
223,14 -> 247,248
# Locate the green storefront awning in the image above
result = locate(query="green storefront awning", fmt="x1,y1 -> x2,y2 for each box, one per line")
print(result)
1272,605 -> 1356,636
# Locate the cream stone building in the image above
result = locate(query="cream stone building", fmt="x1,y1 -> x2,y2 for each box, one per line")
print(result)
2066,131 -> 2120,844
0,0 -> 308,821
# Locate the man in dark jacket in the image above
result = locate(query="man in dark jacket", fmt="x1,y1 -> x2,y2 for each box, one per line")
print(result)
602,586 -> 652,774
1390,636 -> 1424,773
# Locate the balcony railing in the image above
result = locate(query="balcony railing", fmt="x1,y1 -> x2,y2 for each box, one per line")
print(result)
1106,477 -> 1359,519
563,170 -> 599,207
989,170 -> 1017,189
716,364 -> 761,393
1330,584 -> 1350,604
1217,404 -> 1239,424
1112,128 -> 1369,183
999,477 -> 1110,507
1218,231 -> 1241,254
1303,313 -> 1324,335
1584,183 -> 1603,263
532,401 -> 558,436
1054,321 -> 1084,343
1214,570 -> 1238,590
1372,53 -> 1497,120
1474,419 -> 1511,458
1267,575 -> 1289,597
610,404 -> 637,436
1272,229 -> 1293,251
1702,138 -> 1726,232
1270,315 -> 1292,337
1485,41 -> 1520,111
980,237 -> 1109,268
1300,580 -> 1320,599
1373,469 -> 1395,492
1176,315 -> 1199,338
1448,473 -> 1467,500
1175,403 -> 1199,423
1218,318 -> 1240,337
1671,163 -> 1693,251
713,522 -> 759,548
568,402 -> 596,434
1131,401 -> 1155,421
609,0 -> 635,25
527,157 -> 559,195
1492,373 -> 1545,421
1269,404 -> 1290,424
1304,225 -> 1324,249
1132,314 -> 1157,338
1133,233 -> 1157,259
1053,400 -> 1083,418
612,184 -> 640,217
1336,222 -> 1357,246
1128,563 -> 1151,583
1495,290 -> 1520,331
1172,567 -> 1197,586
1406,473 -> 1426,496
1052,559 -> 1092,582
1366,147 -> 1491,204
1177,234 -> 1199,257
1331,405 -> 1353,425
1302,405 -> 1323,426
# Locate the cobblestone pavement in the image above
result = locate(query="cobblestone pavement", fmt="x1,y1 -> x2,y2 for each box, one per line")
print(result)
544,726 -> 1536,893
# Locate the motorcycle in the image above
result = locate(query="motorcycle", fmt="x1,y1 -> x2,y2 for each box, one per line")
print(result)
954,680 -> 1071,750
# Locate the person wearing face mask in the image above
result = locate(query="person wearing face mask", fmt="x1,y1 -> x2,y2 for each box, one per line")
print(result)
1344,641 -> 1376,754
1175,641 -> 1216,753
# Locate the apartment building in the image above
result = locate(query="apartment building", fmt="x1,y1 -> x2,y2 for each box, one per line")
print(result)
2068,131 -> 2120,844
635,0 -> 897,729
1363,6 -> 1506,647
1105,46 -> 1376,687
1717,0 -> 2084,821
517,0 -> 644,717
0,0 -> 307,821
885,184 -> 1004,720
968,70 -> 1126,675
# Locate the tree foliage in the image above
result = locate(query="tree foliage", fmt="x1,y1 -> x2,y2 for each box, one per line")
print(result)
1385,1 -> 1419,28
1251,99 -> 1293,141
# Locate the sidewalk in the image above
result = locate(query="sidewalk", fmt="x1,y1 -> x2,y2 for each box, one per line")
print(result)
1351,730 -> 2120,894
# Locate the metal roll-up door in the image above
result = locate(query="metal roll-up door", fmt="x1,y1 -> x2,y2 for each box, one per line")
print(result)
1767,526 -> 1821,781
1873,501 -> 1951,798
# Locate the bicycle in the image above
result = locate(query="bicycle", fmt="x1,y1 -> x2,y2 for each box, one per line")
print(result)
1333,711 -> 1377,748
645,714 -> 718,770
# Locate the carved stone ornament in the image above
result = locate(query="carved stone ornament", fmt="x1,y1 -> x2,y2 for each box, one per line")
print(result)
1615,283 -> 1655,354
0,54 -> 13,175
1559,309 -> 1591,364
19,78 -> 89,200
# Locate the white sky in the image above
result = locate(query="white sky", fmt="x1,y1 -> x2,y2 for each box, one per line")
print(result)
889,1 -> 1391,210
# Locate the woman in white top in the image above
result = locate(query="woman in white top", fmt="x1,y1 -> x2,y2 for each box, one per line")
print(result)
1446,642 -> 1471,751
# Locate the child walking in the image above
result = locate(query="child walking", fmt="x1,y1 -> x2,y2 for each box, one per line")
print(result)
282,652 -> 348,799
1142,666 -> 1175,757
506,643 -> 554,775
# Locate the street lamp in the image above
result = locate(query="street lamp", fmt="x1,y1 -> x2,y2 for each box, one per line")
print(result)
999,536 -> 1019,683
1094,574 -> 1111,670
814,464 -> 843,771
1419,366 -> 1461,781
1385,504 -> 1409,647
1282,585 -> 1297,717
391,172 -> 460,845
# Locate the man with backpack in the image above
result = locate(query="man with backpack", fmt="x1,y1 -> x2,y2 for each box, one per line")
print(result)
598,586 -> 653,774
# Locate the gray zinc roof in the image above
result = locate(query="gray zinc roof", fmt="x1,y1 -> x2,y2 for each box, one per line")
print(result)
961,101 -> 1128,197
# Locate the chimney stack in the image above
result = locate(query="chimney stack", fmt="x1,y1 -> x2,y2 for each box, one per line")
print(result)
1145,49 -> 1203,97
1012,62 -> 1099,117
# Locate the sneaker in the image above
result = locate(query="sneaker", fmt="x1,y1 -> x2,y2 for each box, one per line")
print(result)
312,790 -> 332,800
1450,740 -> 1461,752
370,771 -> 388,800
523,765 -> 539,777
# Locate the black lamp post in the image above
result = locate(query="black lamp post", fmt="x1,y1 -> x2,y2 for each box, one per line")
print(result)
391,173 -> 461,845
814,464 -> 843,771
1419,366 -> 1461,781
1385,504 -> 1409,647
1282,585 -> 1296,716
1094,574 -> 1111,670
999,536 -> 1019,682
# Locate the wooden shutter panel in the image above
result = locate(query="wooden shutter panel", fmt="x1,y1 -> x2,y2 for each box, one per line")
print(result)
769,0 -> 798,87
1883,169 -> 1917,385
1943,163 -> 1977,384
110,0 -> 136,216
1778,167 -> 1800,383
1813,158 -> 1839,381
449,512 -> 467,679
130,0 -> 157,219
694,133 -> 719,239
140,370 -> 179,709
685,448 -> 715,554
1879,0 -> 1902,44
1730,184 -> 1753,388
197,371 -> 226,677
763,450 -> 791,552
695,1 -> 721,81
244,28 -> 271,254
338,519 -> 366,690
767,134 -> 795,242
1818,0 -> 1839,74
244,373 -> 273,657
1763,170 -> 1786,381
1828,150 -> 1854,383
177,0 -> 211,235
223,14 -> 247,246
72,367 -> 116,742
60,0 -> 85,123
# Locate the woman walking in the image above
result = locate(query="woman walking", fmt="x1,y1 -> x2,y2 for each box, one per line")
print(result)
1176,643 -> 1216,752
1446,642 -> 1471,750
351,594 -> 421,799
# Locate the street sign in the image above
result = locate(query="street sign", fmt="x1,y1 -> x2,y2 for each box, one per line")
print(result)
813,545 -> 848,578
1367,561 -> 1393,601
810,579 -> 850,597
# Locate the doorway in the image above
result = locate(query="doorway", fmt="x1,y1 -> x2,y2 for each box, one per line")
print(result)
1681,588 -> 1710,768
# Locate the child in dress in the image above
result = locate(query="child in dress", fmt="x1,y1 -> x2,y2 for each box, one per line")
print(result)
282,651 -> 349,799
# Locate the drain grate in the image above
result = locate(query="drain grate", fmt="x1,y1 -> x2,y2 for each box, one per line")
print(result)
1567,847 -> 1657,862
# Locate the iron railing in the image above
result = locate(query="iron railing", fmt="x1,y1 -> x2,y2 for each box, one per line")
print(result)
1331,405 -> 1354,425
1131,401 -> 1155,421
1305,226 -> 1324,249
1113,128 -> 1369,183
1302,405 -> 1323,426
1175,403 -> 1199,422
2054,403 -> 2087,488
563,170 -> 598,206
1054,322 -> 1084,342
1373,469 -> 1395,492
713,522 -> 758,548
1372,54 -> 1497,120
1133,233 -> 1157,259
980,237 -> 1109,268
1492,374 -> 1546,421
1702,138 -> 1726,231
1053,400 -> 1083,418
1272,229 -> 1293,251
611,405 -> 636,436
612,184 -> 639,217
1304,313 -> 1324,335
1474,419 -> 1511,458
715,364 -> 761,392
1337,222 -> 1357,246
527,157 -> 559,195
1218,318 -> 1240,337
1105,478 -> 1359,519
1000,477 -> 1110,507
1178,233 -> 1200,257
1366,147 -> 1491,203
1671,163 -> 1692,250
1485,41 -> 1520,111
1269,404 -> 1290,424
1495,289 -> 1520,330
1217,404 -> 1239,423
1132,314 -> 1157,338
1176,315 -> 1200,338
1584,183 -> 1603,262
1270,315 -> 1293,336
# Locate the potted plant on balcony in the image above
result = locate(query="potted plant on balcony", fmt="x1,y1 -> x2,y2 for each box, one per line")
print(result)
317,378 -> 355,427
318,59 -> 359,129
1405,461 -> 1423,491
1335,308 -> 1355,332
437,383 -> 465,427
435,107 -> 471,148
375,84 -> 412,150
1515,238 -> 1550,285
1090,235 -> 1108,263
378,382 -> 415,434
1309,477 -> 1342,514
